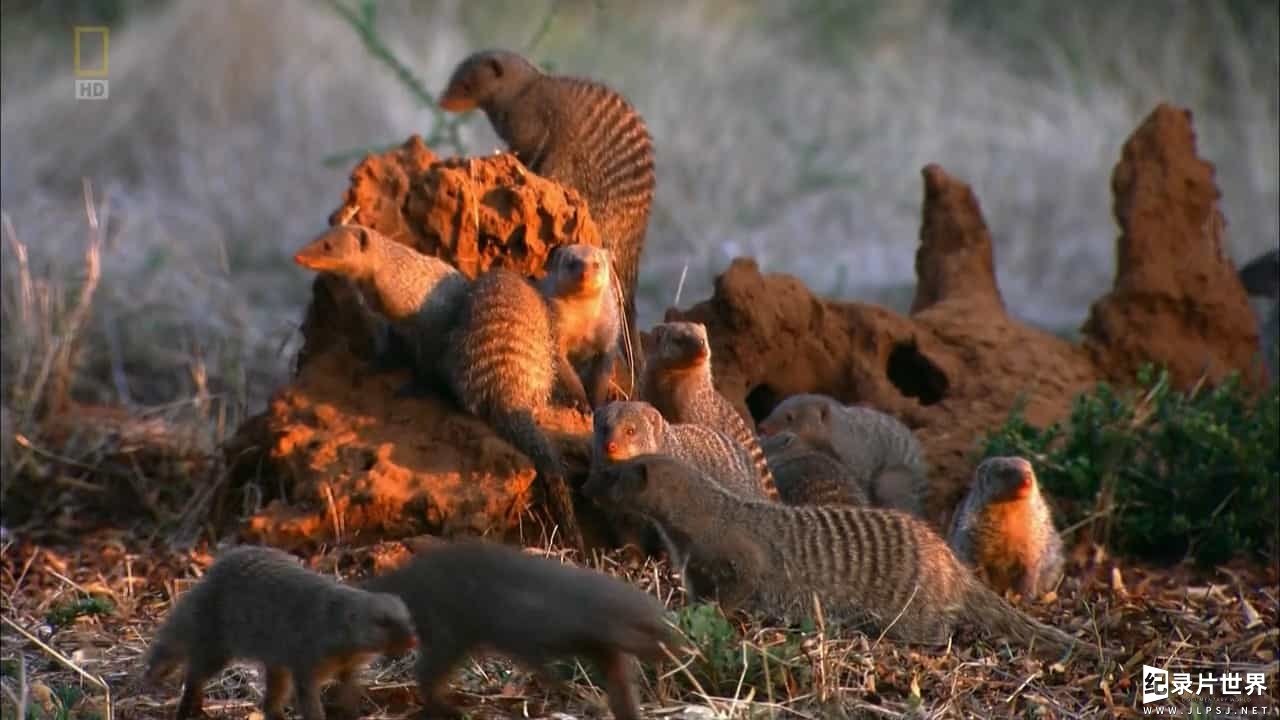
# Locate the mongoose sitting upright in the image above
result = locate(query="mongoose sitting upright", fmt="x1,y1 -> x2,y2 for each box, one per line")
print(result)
583,455 -> 1109,660
538,243 -> 622,410
759,394 -> 929,516
144,545 -> 416,720
440,49 -> 655,392
361,537 -> 677,720
947,456 -> 1065,599
760,431 -> 870,507
442,267 -> 586,552
639,322 -> 777,499
293,224 -> 469,390
592,401 -> 766,502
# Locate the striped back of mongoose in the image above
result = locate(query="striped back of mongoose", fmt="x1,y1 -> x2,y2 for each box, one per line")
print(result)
947,456 -> 1065,598
361,538 -> 676,720
761,431 -> 869,507
640,321 -> 777,499
440,49 -> 654,386
144,545 -> 416,720
442,267 -> 584,551
592,400 -> 766,501
538,244 -> 622,409
759,394 -> 929,516
293,224 -> 469,382
584,455 -> 1108,660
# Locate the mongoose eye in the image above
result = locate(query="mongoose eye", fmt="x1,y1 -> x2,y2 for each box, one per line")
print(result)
323,241 -> 332,251
624,426 -> 636,437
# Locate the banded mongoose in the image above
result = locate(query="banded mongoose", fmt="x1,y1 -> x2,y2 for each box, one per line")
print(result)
538,243 -> 622,410
442,267 -> 586,552
639,321 -> 777,499
759,394 -> 929,516
144,545 -> 416,720
592,401 -> 766,501
583,455 -> 1109,660
947,456 -> 1065,599
293,224 -> 469,390
1238,247 -> 1279,383
361,537 -> 677,720
440,49 -> 654,389
760,431 -> 870,507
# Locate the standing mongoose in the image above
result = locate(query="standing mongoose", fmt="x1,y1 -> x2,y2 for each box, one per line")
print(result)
293,224 -> 469,391
947,456 -> 1065,599
592,401 -> 766,502
361,537 -> 677,720
760,431 -> 870,507
759,394 -> 929,516
583,455 -> 1109,660
440,49 -> 655,392
144,545 -> 416,720
639,322 -> 777,499
538,243 -> 622,410
442,267 -> 586,552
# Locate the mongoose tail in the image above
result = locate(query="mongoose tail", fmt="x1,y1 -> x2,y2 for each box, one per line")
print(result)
490,405 -> 583,553
961,579 -> 1111,662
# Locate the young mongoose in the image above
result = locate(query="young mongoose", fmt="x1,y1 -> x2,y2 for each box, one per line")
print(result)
293,224 -> 469,389
144,545 -> 416,720
947,456 -> 1065,598
538,243 -> 622,410
442,267 -> 586,552
584,455 -> 1108,659
759,394 -> 929,516
639,321 -> 777,499
440,48 -> 655,388
760,431 -> 870,507
361,537 -> 677,720
591,401 -> 766,502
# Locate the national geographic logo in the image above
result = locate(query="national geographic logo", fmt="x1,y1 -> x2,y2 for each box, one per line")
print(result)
73,26 -> 109,100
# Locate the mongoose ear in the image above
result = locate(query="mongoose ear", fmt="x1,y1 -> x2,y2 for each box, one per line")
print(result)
819,403 -> 830,421
487,57 -> 504,78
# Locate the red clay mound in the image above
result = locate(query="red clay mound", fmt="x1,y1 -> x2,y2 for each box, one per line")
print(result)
666,165 -> 1099,524
1081,104 -> 1264,389
234,138 -> 603,551
232,103 -> 1263,548
297,137 -> 601,371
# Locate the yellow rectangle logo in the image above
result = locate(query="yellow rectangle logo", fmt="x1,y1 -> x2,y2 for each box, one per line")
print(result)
73,26 -> 109,78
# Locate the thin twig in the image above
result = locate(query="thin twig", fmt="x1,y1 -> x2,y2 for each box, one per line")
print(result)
1,615 -> 112,720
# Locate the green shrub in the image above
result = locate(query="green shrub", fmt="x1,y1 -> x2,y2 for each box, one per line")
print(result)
977,365 -> 1279,567
661,602 -> 812,701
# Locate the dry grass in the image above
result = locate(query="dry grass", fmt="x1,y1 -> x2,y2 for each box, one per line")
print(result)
0,527 -> 1277,719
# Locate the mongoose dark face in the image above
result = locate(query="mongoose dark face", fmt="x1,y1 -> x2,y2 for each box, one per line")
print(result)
293,224 -> 376,279
648,321 -> 710,372
582,452 -> 664,510
333,589 -> 418,659
592,401 -> 665,462
975,456 -> 1038,502
545,244 -> 613,299
440,49 -> 542,113
1238,248 -> 1279,298
757,393 -> 839,438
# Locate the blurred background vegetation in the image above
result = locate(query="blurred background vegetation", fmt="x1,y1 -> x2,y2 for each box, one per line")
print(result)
1,0 -> 1276,426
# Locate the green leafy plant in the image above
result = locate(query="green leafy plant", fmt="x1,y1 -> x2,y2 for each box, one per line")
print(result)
978,365 -> 1279,566
44,596 -> 115,629
663,602 -> 812,700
